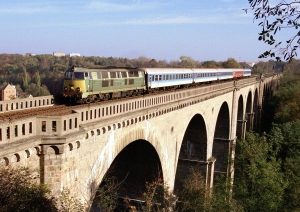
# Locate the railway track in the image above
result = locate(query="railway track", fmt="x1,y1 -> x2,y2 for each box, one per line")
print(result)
0,105 -> 70,121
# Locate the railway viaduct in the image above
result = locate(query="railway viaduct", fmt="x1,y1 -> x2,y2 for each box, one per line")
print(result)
0,75 -> 280,209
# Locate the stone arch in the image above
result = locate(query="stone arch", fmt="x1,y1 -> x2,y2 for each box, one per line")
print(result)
236,95 -> 244,139
2,157 -> 9,166
34,146 -> 41,155
68,143 -> 74,151
75,141 -> 80,149
174,113 -> 208,193
212,101 -> 230,176
246,90 -> 253,131
25,149 -> 30,158
13,153 -> 21,163
47,146 -> 60,155
253,88 -> 259,131
93,140 -> 163,205
89,126 -> 168,207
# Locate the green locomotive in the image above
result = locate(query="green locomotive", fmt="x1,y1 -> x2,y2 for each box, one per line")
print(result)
63,67 -> 146,103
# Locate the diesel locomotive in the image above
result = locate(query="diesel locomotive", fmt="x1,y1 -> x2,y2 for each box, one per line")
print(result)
63,66 -> 251,103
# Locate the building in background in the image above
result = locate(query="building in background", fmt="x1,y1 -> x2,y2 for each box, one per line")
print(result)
53,52 -> 66,57
0,84 -> 17,101
69,53 -> 81,57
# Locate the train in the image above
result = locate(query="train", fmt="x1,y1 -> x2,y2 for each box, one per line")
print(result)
63,66 -> 251,103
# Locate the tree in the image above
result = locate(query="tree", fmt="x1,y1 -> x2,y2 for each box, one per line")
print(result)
21,66 -> 29,90
177,168 -> 209,211
222,58 -> 241,68
142,178 -> 177,212
0,167 -> 57,212
33,71 -> 41,87
248,0 -> 300,61
179,56 -> 199,68
234,133 -> 287,211
91,176 -> 119,212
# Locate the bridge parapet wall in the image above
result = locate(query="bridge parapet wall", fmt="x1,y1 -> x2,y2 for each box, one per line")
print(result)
0,95 -> 54,113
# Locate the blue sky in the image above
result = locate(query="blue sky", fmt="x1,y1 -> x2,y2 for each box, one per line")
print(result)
0,0 -> 269,61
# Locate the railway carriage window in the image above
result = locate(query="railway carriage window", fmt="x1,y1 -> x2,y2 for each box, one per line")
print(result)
159,75 -> 162,81
166,75 -> 169,80
155,75 -> 158,81
129,71 -> 138,77
149,75 -> 152,81
110,72 -> 117,78
121,72 -> 127,78
102,72 -> 109,79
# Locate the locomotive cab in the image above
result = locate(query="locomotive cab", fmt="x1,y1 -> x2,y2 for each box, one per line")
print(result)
63,68 -> 86,101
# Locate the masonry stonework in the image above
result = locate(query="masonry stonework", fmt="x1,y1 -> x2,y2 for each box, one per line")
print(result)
0,75 -> 280,210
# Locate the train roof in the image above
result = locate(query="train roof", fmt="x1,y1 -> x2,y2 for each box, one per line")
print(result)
71,67 -> 141,73
70,67 -> 251,74
143,68 -> 251,74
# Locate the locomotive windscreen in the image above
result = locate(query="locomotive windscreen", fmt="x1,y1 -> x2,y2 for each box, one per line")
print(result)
64,71 -> 84,80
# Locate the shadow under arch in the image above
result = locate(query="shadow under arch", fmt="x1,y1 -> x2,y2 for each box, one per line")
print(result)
246,90 -> 253,131
253,88 -> 259,131
174,114 -> 207,194
236,95 -> 244,139
91,139 -> 163,210
213,102 -> 230,176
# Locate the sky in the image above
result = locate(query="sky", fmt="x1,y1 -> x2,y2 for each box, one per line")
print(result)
0,0 -> 273,62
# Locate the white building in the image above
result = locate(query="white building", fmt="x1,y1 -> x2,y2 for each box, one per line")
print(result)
69,53 -> 81,57
53,52 -> 66,57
